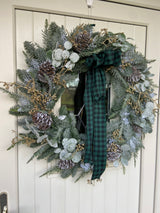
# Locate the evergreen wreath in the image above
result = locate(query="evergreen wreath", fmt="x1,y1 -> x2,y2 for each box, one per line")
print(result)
0,20 -> 158,182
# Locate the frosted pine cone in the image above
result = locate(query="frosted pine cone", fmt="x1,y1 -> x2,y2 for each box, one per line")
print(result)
38,61 -> 55,83
58,160 -> 75,170
127,67 -> 141,83
73,30 -> 92,52
32,111 -> 52,130
132,124 -> 142,134
107,143 -> 121,162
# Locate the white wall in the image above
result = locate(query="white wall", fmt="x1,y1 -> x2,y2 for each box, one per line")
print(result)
104,0 -> 160,9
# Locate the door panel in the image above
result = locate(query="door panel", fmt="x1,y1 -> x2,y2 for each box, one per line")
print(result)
16,9 -> 147,213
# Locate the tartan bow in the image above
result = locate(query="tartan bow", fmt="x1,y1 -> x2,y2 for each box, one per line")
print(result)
84,49 -> 121,180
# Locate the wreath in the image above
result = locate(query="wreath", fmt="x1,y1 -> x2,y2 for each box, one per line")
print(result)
0,20 -> 157,182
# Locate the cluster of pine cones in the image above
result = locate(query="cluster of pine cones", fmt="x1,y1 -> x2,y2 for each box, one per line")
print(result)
32,61 -> 55,131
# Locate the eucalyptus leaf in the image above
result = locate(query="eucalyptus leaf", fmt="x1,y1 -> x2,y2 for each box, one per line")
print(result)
117,33 -> 126,42
113,160 -> 119,167
54,148 -> 61,153
37,135 -> 48,143
121,144 -> 130,152
121,156 -> 129,166
48,139 -> 58,148
121,45 -> 129,52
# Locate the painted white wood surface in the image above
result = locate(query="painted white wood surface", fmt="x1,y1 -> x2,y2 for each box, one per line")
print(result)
106,0 -> 160,10
1,0 -> 160,213
0,1 -> 18,212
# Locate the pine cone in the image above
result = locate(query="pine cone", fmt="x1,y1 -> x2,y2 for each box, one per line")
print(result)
38,61 -> 55,83
132,124 -> 142,134
73,30 -> 92,53
107,143 -> 121,162
32,111 -> 52,130
127,67 -> 141,83
58,160 -> 75,170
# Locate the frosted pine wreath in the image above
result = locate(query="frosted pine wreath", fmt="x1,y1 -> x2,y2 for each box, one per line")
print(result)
0,20 -> 157,182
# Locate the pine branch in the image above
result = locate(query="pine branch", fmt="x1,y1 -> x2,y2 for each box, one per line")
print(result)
107,120 -> 121,136
110,68 -> 128,88
43,73 -> 54,95
18,117 -> 32,126
17,69 -> 32,83
55,86 -> 65,102
47,153 -> 59,162
133,151 -> 139,167
40,166 -> 60,177
109,78 -> 128,117
42,20 -> 66,51
79,47 -> 105,58
23,41 -> 47,65
9,105 -> 30,116
7,139 -> 23,150
72,59 -> 88,74
60,168 -> 72,179
27,144 -> 50,163
59,105 -> 68,115
71,164 -> 79,177
75,170 -> 86,182
37,147 -> 54,160
30,143 -> 41,148
70,127 -> 80,139
23,41 -> 36,59
0,87 -> 19,101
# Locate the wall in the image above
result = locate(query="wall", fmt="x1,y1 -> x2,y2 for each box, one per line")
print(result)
103,0 -> 160,10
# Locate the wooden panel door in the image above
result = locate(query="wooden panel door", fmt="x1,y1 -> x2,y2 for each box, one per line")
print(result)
1,0 -> 160,212
15,9 -> 147,213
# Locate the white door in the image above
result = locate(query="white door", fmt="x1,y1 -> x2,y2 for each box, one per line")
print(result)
1,1 -> 160,213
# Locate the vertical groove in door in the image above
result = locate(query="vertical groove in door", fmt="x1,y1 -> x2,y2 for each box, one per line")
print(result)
14,7 -> 20,213
48,9 -> 52,206
138,25 -> 148,213
49,178 -> 51,213
153,70 -> 160,213
144,26 -> 148,60
32,12 -> 37,213
64,15 -> 67,213
138,149 -> 142,213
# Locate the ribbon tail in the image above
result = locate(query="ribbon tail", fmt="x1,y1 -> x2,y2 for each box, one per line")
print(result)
91,70 -> 107,180
84,67 -> 107,180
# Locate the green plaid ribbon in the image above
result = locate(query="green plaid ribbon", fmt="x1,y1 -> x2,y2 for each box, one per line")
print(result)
84,49 -> 121,180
